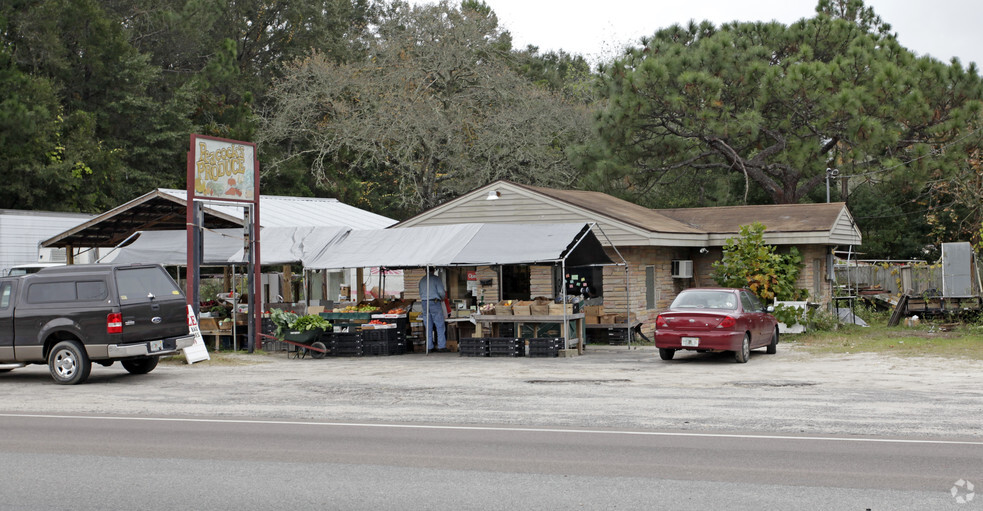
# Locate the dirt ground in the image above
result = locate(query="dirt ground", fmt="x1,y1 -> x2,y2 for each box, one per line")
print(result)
1,343 -> 981,439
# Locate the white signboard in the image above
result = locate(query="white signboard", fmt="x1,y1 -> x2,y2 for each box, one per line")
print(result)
192,136 -> 256,200
184,305 -> 211,364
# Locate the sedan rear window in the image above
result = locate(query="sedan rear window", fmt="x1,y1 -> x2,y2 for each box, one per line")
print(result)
670,290 -> 737,310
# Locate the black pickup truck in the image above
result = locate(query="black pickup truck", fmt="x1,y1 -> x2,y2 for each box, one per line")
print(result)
0,263 -> 194,384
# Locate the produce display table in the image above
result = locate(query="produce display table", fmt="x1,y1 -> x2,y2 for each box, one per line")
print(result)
471,313 -> 586,354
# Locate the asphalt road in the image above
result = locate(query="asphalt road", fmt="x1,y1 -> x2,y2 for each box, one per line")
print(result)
0,413 -> 979,510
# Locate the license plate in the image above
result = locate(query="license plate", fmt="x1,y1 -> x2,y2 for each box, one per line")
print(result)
681,337 -> 700,347
149,340 -> 163,352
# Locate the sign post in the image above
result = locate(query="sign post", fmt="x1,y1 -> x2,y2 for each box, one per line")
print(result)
186,134 -> 261,352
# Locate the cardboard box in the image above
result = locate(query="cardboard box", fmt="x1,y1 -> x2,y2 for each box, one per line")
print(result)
583,305 -> 605,317
598,313 -> 618,324
529,304 -> 550,315
586,315 -> 600,325
199,317 -> 220,331
548,303 -> 574,315
512,301 -> 534,315
494,301 -> 513,315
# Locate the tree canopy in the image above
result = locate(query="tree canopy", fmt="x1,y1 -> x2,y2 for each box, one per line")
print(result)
576,0 -> 983,236
259,0 -> 593,213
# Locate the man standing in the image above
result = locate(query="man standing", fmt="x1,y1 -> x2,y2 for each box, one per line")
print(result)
419,269 -> 448,352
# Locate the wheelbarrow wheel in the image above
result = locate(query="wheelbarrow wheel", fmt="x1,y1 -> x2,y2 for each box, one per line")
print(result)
310,341 -> 327,359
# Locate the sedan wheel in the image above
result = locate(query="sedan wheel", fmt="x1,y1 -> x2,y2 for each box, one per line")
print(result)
766,327 -> 779,354
734,333 -> 750,363
658,348 -> 676,361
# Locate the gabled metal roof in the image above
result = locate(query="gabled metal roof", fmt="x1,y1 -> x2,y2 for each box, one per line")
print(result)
42,189 -> 395,249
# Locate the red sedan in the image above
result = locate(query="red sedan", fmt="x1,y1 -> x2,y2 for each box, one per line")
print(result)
654,288 -> 779,363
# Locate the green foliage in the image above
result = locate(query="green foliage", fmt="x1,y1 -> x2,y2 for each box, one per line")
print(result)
711,222 -> 808,301
772,303 -> 805,327
269,309 -> 299,337
259,0 -> 594,215
290,314 -> 331,332
573,0 -> 983,265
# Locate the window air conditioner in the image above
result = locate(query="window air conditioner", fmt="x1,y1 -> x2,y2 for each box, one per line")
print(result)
671,260 -> 693,279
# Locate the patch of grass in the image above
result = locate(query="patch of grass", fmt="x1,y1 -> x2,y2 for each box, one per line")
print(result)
786,322 -> 983,360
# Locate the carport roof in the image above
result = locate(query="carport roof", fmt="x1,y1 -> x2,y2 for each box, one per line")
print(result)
42,189 -> 395,249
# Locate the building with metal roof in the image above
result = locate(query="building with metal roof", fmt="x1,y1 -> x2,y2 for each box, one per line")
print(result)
41,188 -> 396,254
395,180 -> 863,338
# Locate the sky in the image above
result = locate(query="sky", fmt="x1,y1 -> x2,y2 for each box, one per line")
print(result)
464,0 -> 983,68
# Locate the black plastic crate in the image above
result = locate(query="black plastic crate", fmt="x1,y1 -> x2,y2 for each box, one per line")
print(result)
361,328 -> 399,342
458,338 -> 490,348
459,347 -> 489,357
527,337 -> 562,357
362,339 -> 389,356
587,327 -> 629,345
527,337 -> 563,347
488,347 -> 524,357
497,323 -> 516,337
487,337 -> 522,348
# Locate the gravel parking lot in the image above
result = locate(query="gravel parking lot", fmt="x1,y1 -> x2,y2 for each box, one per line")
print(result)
1,344 -> 981,439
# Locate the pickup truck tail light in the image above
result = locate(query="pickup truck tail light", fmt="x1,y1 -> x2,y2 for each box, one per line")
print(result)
107,313 -> 123,334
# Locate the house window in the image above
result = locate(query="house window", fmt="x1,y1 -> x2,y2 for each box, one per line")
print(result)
646,266 -> 656,309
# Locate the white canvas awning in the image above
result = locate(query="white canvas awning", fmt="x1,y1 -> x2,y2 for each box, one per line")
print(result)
229,226 -> 350,265
101,226 -> 352,266
304,223 -> 613,269
100,229 -> 244,265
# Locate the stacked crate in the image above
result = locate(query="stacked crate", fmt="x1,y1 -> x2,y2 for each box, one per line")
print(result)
488,337 -> 524,357
360,326 -> 406,356
527,337 -> 563,357
324,332 -> 362,357
458,337 -> 490,357
586,327 -> 629,345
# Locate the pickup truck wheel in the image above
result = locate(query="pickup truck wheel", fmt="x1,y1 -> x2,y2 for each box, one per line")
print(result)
121,356 -> 159,375
48,340 -> 91,385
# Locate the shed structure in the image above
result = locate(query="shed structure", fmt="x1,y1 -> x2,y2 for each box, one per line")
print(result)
395,180 -> 862,337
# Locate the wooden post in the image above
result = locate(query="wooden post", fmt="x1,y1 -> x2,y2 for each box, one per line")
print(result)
356,268 -> 365,302
223,267 -> 232,293
282,264 -> 293,303
66,245 -> 74,265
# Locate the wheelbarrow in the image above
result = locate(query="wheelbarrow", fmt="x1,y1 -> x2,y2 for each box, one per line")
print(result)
264,328 -> 328,359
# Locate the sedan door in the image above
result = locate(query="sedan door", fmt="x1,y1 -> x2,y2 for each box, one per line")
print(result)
739,291 -> 767,345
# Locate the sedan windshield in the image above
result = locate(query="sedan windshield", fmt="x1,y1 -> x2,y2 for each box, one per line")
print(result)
670,290 -> 738,310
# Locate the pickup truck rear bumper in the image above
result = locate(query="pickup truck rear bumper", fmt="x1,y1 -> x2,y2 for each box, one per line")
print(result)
107,334 -> 196,358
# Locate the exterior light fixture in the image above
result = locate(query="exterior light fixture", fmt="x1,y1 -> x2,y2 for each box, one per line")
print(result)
486,190 -> 500,201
